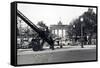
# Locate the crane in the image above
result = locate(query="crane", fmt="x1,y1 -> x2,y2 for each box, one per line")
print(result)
17,10 -> 54,51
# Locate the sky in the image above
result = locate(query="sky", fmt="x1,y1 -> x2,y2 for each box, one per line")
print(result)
17,3 -> 96,27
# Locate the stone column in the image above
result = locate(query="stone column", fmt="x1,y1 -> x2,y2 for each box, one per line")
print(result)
57,29 -> 59,37
54,29 -> 55,34
62,29 -> 63,38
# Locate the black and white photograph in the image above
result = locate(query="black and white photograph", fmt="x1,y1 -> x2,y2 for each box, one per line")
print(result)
16,2 -> 97,65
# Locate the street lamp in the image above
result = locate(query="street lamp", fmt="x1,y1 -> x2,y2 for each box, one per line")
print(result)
73,25 -> 75,28
80,17 -> 84,48
72,25 -> 76,45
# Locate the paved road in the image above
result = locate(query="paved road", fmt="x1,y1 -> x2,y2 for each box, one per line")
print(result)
17,46 -> 96,65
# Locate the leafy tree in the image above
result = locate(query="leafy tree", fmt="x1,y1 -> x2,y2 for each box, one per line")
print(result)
37,21 -> 47,30
68,8 -> 97,40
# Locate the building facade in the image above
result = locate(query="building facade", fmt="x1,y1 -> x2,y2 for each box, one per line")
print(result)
50,21 -> 68,39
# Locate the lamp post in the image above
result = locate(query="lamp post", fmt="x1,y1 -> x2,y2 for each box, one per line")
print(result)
80,17 -> 84,48
72,25 -> 75,45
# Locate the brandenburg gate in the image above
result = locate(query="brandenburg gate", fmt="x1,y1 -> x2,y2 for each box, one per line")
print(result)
50,21 -> 68,38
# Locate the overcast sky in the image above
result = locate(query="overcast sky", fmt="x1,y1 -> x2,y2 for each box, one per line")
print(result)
18,3 -> 96,26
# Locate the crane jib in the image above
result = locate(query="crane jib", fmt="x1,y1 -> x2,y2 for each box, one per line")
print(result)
17,10 -> 54,46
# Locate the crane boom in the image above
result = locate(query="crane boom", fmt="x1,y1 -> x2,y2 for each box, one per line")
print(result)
17,10 -> 54,50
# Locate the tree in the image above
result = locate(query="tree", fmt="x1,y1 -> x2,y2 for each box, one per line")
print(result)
67,8 -> 97,42
37,21 -> 47,30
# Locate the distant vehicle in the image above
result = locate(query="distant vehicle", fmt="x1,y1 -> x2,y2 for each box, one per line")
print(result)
23,38 -> 29,41
21,41 -> 30,49
17,37 -> 32,49
65,40 -> 73,45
